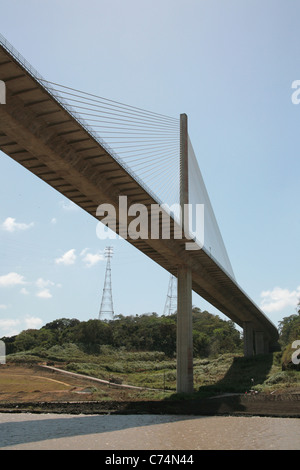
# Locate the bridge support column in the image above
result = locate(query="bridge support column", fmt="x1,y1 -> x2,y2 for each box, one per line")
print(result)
177,265 -> 193,394
254,331 -> 265,355
176,113 -> 193,393
243,321 -> 254,357
264,337 -> 271,354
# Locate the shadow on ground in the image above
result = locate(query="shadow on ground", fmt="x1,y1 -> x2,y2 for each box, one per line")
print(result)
196,353 -> 275,396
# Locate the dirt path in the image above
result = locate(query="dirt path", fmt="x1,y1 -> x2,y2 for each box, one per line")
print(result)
39,365 -> 157,390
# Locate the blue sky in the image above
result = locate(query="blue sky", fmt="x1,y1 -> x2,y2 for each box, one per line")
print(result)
0,0 -> 299,336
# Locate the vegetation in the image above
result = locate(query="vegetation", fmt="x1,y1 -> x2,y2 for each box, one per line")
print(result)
1,305 -> 300,397
278,301 -> 300,370
2,308 -> 243,358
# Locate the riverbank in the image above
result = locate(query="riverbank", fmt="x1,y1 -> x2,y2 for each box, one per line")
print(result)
1,393 -> 300,418
0,364 -> 299,418
1,359 -> 299,418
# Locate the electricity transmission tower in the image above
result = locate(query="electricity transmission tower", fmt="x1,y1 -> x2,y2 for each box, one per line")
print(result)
163,274 -> 177,315
99,247 -> 114,320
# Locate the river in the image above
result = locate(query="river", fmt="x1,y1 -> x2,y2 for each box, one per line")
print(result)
0,413 -> 299,450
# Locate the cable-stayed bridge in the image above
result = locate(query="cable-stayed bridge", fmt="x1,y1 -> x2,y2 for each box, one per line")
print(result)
0,35 -> 278,393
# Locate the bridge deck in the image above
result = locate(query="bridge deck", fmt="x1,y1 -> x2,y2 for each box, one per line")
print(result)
0,41 -> 278,345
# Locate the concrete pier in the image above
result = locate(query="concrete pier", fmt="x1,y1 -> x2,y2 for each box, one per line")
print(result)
243,321 -> 254,357
176,113 -> 193,394
254,331 -> 265,355
177,265 -> 193,393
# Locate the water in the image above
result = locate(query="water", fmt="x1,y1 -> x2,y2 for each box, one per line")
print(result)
0,413 -> 299,450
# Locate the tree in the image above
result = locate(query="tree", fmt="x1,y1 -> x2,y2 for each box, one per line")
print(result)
71,319 -> 112,352
13,328 -> 55,352
278,313 -> 300,347
44,318 -> 80,331
5,308 -> 243,358
13,329 -> 40,351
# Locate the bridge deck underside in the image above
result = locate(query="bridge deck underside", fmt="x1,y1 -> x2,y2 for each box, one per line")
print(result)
0,45 -> 278,344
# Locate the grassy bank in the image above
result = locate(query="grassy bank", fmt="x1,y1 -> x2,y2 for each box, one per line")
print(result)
5,344 -> 300,400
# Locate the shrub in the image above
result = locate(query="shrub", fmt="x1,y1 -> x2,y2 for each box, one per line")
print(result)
265,371 -> 297,385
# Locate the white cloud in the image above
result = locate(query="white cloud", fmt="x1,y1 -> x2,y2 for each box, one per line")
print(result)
51,217 -> 57,225
20,287 -> 29,295
0,319 -> 21,336
55,249 -> 77,266
24,316 -> 43,330
0,319 -> 19,328
59,200 -> 78,211
81,250 -> 104,267
36,278 -> 54,289
0,304 -> 7,310
35,278 -> 57,299
36,289 -> 52,299
260,286 -> 300,313
0,317 -> 43,336
55,248 -> 104,268
0,272 -> 26,287
1,217 -> 34,232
